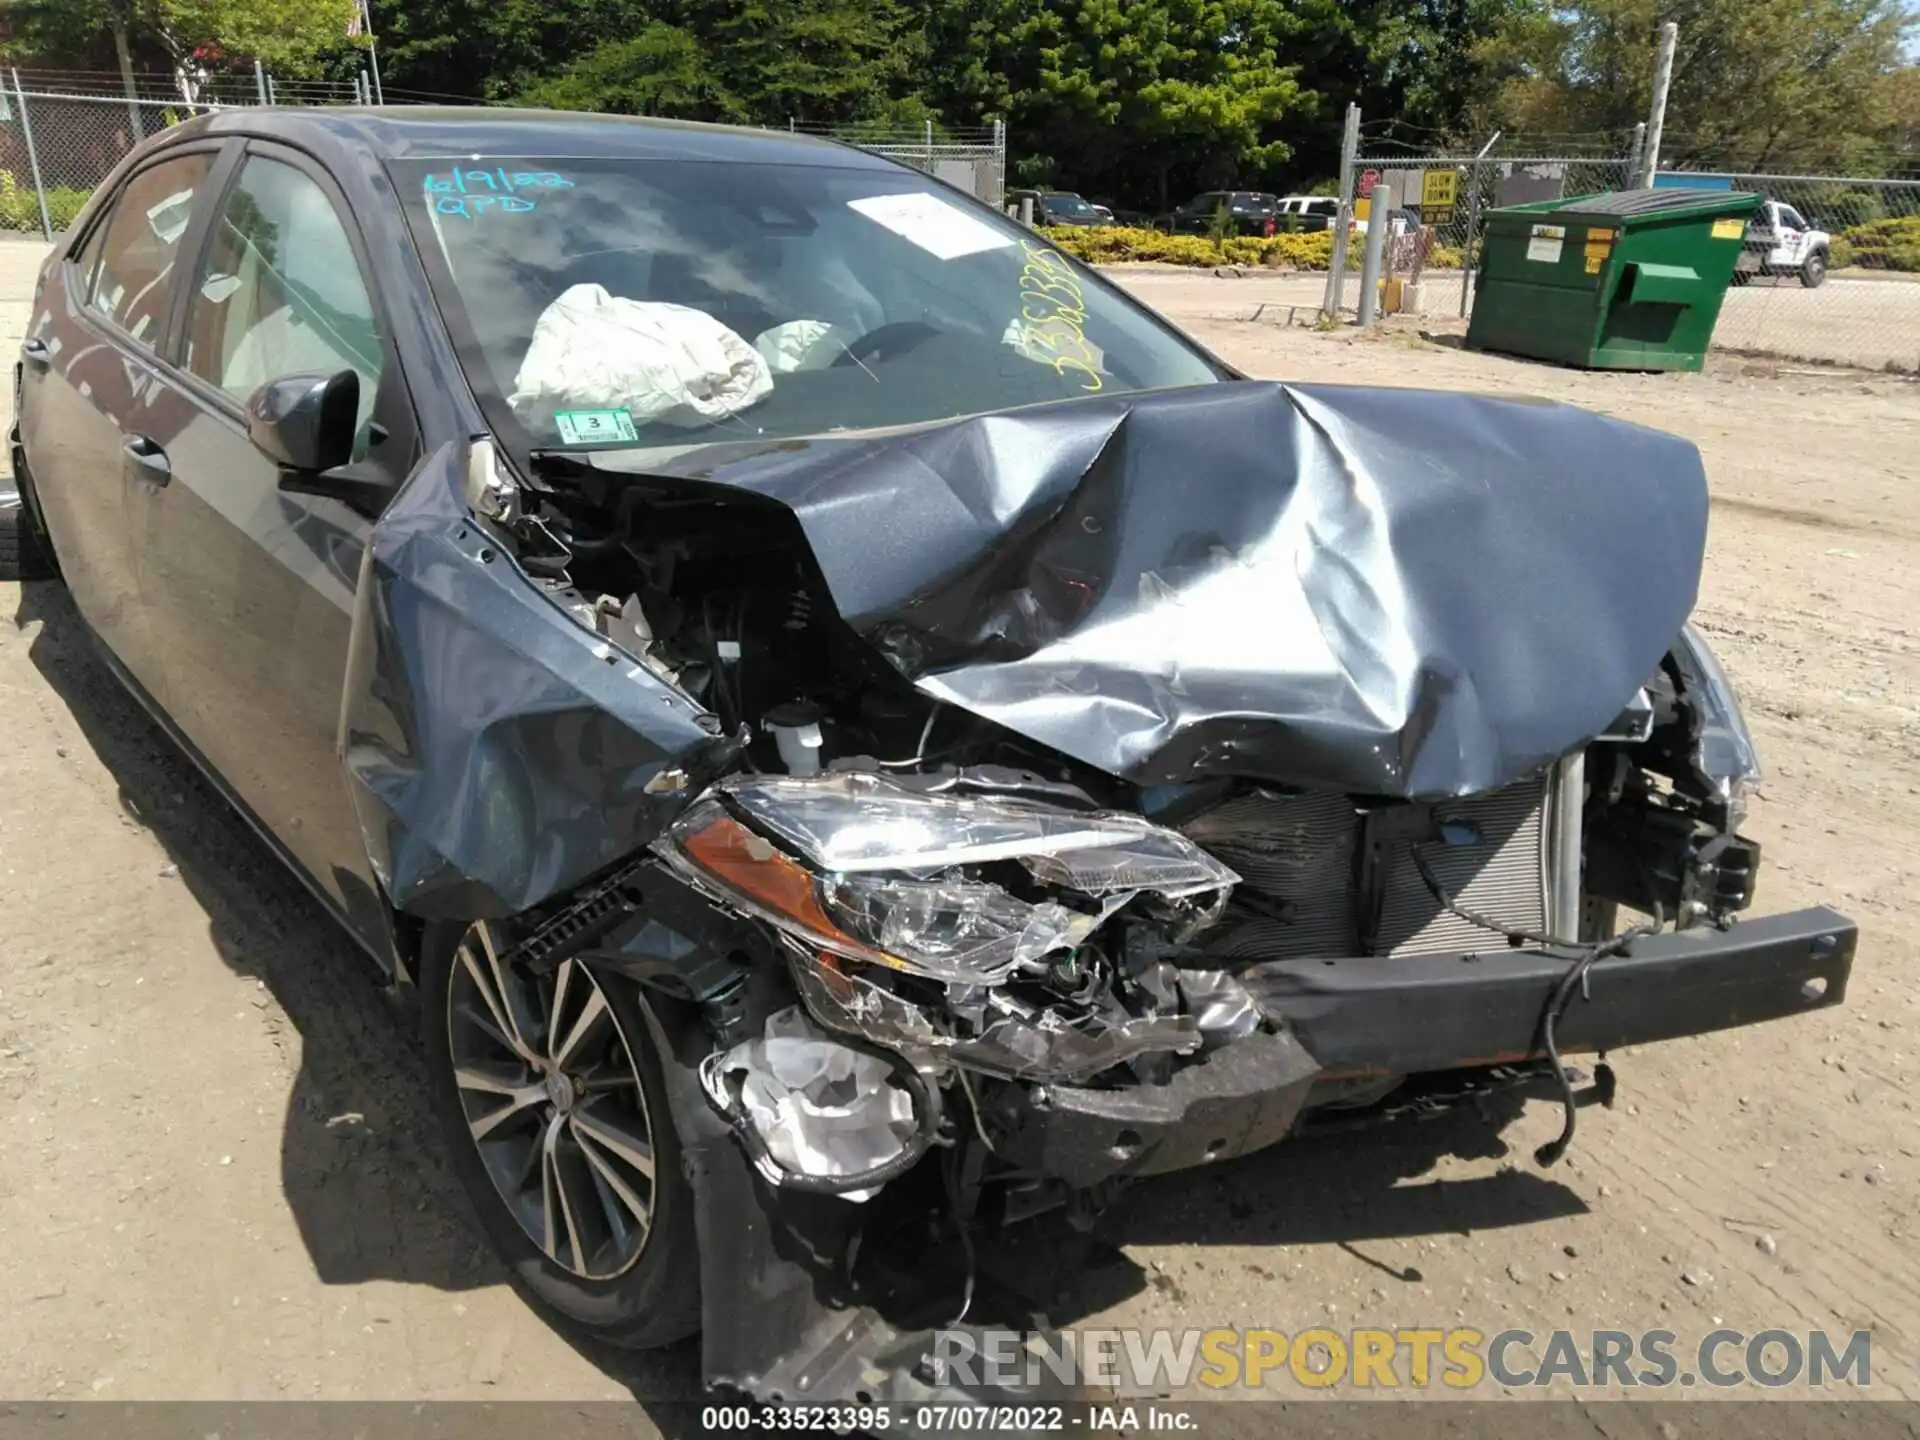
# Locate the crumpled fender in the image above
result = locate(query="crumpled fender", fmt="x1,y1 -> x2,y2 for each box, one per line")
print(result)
599,380 -> 1708,799
338,441 -> 739,919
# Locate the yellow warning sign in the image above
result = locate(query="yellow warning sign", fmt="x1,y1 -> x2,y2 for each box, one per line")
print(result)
1712,217 -> 1745,239
1583,228 -> 1614,274
1421,170 -> 1460,211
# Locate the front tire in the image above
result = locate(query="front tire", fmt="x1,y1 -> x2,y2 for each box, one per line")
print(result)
421,921 -> 702,1347
1800,250 -> 1827,288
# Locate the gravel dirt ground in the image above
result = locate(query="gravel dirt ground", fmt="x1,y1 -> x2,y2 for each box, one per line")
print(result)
2,243 -> 1918,1413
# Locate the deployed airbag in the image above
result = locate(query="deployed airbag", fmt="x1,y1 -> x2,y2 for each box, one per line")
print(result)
510,283 -> 772,427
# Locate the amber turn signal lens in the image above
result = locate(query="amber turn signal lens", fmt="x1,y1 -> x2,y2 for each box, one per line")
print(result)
677,810 -> 895,966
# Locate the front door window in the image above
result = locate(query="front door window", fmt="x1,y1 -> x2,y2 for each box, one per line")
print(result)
183,155 -> 385,458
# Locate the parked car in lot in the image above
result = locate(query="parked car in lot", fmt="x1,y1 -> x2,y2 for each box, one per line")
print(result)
5,106 -> 1857,1408
1734,199 -> 1832,287
1007,188 -> 1107,226
1276,194 -> 1340,231
1171,189 -> 1280,235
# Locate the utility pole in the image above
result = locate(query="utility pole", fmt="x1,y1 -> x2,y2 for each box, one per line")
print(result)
1639,23 -> 1678,187
1625,121 -> 1647,191
1459,130 -> 1500,318
1321,101 -> 1361,318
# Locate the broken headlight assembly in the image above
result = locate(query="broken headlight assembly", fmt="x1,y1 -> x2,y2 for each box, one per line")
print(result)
654,773 -> 1239,986
1670,624 -> 1762,829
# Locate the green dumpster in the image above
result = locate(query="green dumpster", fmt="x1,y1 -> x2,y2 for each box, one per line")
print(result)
1464,188 -> 1761,371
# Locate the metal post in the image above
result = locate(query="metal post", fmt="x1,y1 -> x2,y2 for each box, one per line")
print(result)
993,117 -> 1005,210
1357,181 -> 1391,328
1640,22 -> 1678,187
266,74 -> 277,105
1322,102 -> 1361,317
1625,121 -> 1646,191
1458,130 -> 1500,319
367,41 -> 385,104
925,118 -> 934,171
11,72 -> 54,242
254,58 -> 268,106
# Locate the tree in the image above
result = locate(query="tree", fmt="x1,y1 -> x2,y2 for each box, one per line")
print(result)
921,0 -> 1312,209
1476,0 -> 1917,172
4,0 -> 360,103
703,0 -> 919,125
517,23 -> 735,119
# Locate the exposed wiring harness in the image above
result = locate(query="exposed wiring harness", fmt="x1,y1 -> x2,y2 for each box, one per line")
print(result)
1409,845 -> 1662,1167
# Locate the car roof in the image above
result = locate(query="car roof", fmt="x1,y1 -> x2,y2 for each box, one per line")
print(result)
159,105 -> 897,170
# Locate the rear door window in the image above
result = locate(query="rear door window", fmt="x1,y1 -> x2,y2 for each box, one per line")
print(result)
87,152 -> 217,350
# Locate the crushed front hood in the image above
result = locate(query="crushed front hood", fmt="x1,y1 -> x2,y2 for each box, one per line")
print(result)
590,380 -> 1709,798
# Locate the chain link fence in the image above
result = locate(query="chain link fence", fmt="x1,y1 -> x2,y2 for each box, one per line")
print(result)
1325,137 -> 1920,373
1678,170 -> 1920,372
1,85 -> 241,238
780,120 -> 1006,210
0,80 -> 1008,240
1328,150 -> 1634,319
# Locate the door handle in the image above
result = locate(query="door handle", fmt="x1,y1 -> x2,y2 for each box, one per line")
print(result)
123,434 -> 172,487
21,338 -> 50,370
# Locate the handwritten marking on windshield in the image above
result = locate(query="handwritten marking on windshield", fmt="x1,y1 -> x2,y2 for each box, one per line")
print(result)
424,168 -> 574,220
1017,241 -> 1104,392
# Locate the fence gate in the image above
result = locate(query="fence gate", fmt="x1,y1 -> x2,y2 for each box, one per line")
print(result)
1327,149 -> 1632,320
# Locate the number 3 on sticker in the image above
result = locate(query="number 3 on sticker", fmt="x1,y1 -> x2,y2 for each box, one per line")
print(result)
554,409 -> 638,445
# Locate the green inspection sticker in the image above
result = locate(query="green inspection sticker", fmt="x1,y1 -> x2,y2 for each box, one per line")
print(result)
554,409 -> 638,445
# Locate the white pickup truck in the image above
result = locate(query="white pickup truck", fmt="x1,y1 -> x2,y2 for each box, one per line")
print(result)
1735,199 -> 1831,288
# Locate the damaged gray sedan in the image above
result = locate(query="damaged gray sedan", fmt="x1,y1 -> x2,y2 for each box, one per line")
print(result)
9,107 -> 1856,1403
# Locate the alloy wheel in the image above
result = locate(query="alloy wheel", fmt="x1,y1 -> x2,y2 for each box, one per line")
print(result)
445,923 -> 657,1280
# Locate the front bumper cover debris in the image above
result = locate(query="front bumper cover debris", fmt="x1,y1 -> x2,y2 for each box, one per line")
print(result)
624,894 -> 1855,1404
976,904 -> 1853,1192
1241,903 -> 1855,1079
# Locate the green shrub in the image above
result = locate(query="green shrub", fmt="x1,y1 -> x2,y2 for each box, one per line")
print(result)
0,173 -> 95,234
1832,214 -> 1920,272
1038,225 -> 1333,270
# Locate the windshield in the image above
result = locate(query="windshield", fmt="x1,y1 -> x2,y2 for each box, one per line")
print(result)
393,157 -> 1219,458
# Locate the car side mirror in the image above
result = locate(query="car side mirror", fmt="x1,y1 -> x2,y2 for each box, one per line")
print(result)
248,369 -> 392,512
249,370 -> 358,474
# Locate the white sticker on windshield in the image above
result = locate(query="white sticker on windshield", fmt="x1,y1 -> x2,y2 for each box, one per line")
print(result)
847,192 -> 1016,261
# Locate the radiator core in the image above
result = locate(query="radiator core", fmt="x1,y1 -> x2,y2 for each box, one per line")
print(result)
1180,776 -> 1553,961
